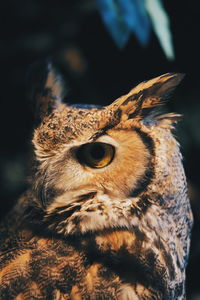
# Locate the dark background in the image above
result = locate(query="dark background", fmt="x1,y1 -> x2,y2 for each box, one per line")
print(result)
0,1 -> 199,298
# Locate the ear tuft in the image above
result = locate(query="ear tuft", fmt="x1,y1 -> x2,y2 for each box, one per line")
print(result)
45,62 -> 66,104
141,73 -> 185,107
107,73 -> 185,121
27,60 -> 66,124
154,113 -> 182,128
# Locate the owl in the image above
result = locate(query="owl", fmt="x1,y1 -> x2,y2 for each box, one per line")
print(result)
0,64 -> 193,300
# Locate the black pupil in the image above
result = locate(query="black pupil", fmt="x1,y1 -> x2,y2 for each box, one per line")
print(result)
90,144 -> 105,160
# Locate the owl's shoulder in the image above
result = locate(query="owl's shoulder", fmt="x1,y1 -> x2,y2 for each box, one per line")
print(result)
0,215 -> 159,299
0,224 -> 119,298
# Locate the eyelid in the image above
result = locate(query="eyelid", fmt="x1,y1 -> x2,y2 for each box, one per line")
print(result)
95,135 -> 119,148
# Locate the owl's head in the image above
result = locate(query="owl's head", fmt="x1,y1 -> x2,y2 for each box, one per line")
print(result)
30,64 -> 185,235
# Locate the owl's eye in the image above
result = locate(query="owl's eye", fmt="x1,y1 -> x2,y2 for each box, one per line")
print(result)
76,142 -> 115,168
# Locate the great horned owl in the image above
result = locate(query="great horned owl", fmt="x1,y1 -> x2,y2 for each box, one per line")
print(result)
0,64 -> 193,300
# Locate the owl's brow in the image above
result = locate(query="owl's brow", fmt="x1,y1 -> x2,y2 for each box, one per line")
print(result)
89,125 -> 110,142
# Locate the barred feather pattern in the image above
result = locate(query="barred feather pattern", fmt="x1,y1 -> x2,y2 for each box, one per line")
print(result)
0,69 -> 193,299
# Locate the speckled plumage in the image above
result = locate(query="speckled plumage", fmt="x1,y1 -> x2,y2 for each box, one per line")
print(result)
0,66 -> 193,300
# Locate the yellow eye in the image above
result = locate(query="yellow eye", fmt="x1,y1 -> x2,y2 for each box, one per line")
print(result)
77,142 -> 115,168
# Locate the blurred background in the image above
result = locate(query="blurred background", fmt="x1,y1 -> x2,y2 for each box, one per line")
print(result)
0,1 -> 199,298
